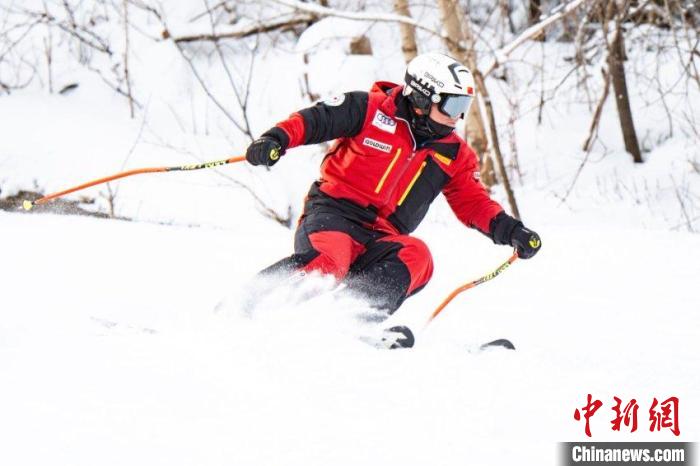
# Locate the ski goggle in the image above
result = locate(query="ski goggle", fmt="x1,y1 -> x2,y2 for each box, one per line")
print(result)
437,94 -> 473,119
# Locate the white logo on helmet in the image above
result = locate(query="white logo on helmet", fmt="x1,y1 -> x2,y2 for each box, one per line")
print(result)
406,52 -> 475,97
409,80 -> 431,97
423,72 -> 445,88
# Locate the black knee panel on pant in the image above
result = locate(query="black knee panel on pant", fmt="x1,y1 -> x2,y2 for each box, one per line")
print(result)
345,241 -> 412,313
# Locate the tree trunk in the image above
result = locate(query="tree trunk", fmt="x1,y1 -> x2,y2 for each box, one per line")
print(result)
393,0 -> 417,63
472,69 -> 521,219
529,0 -> 545,40
529,0 -> 542,24
435,0 -> 521,217
467,103 -> 496,186
607,9 -> 643,163
435,0 -> 493,187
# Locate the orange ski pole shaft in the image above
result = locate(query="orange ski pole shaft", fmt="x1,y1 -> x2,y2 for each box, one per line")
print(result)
425,250 -> 519,327
22,156 -> 245,211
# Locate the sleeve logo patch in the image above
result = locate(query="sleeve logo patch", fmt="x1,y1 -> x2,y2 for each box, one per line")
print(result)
362,137 -> 392,153
371,110 -> 397,134
473,170 -> 481,180
323,94 -> 346,106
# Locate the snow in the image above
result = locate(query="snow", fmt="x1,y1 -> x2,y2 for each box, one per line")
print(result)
1,212 -> 698,466
295,16 -> 370,53
1,2 -> 699,465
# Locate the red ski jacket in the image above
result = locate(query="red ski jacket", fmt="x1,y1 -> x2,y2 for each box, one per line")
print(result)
265,81 -> 504,236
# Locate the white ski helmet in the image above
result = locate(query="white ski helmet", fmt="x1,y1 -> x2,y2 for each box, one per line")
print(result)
403,51 -> 475,118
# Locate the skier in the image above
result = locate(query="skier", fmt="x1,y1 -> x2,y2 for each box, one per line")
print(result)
245,51 -> 541,324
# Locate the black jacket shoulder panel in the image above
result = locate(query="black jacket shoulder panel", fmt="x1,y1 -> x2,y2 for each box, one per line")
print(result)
299,91 -> 369,145
425,141 -> 460,160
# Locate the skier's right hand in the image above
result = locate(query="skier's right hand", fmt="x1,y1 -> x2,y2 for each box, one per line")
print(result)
246,136 -> 284,167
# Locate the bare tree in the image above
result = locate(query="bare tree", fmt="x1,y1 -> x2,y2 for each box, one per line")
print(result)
435,0 -> 494,187
393,0 -> 417,63
436,0 -> 520,217
9,1 -> 142,108
605,0 -> 643,163
0,8 -> 41,94
123,0 -> 134,118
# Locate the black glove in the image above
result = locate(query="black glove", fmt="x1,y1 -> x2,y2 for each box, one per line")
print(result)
510,224 -> 541,259
488,212 -> 541,259
246,136 -> 284,167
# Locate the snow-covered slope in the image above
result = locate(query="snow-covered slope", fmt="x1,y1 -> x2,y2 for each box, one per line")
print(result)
1,210 -> 698,466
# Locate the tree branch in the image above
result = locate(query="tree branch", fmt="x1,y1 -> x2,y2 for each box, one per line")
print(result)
270,0 -> 591,87
167,14 -> 315,43
483,0 -> 591,77
267,0 -> 451,42
582,67 -> 611,152
172,39 -> 249,137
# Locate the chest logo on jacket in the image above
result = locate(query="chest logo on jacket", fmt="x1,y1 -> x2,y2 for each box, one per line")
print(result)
372,110 -> 397,134
362,137 -> 393,153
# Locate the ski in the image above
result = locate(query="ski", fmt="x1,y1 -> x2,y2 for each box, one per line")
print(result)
479,338 -> 516,351
362,326 -> 516,351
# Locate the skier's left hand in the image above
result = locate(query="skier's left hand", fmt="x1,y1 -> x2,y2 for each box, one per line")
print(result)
510,224 -> 541,259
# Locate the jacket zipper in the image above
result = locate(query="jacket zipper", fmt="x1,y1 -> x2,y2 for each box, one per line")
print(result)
380,115 -> 420,204
374,148 -> 402,194
398,161 -> 427,206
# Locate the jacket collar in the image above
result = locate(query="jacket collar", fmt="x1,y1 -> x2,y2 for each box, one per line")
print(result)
370,81 -> 462,157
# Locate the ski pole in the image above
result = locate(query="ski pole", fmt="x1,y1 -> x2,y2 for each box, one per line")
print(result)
425,250 -> 519,327
22,155 -> 245,211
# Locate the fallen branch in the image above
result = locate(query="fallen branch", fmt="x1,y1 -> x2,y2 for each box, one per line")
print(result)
267,0 -> 451,42
167,14 -> 315,43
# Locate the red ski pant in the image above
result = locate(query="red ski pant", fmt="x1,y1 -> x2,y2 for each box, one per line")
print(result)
263,210 -> 434,313
302,229 -> 433,293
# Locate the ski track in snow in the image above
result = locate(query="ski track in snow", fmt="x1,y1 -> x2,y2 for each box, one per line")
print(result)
1,211 -> 698,466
